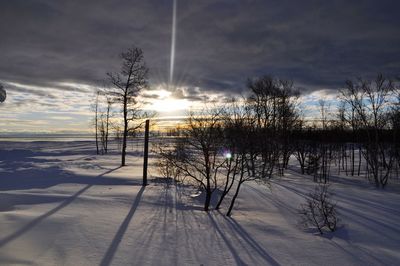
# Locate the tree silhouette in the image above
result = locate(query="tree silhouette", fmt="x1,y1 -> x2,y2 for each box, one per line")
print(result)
0,83 -> 6,103
105,46 -> 149,166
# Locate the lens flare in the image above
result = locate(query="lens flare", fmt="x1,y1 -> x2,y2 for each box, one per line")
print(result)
224,151 -> 232,159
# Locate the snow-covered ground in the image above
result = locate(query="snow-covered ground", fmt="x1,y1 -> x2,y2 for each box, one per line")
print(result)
0,141 -> 399,265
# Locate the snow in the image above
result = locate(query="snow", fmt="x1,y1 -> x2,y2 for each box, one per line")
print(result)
1,141 -> 400,265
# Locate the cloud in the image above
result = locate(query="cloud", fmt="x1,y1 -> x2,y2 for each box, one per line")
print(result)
48,116 -> 74,120
1,0 -> 399,94
170,87 -> 210,101
0,0 -> 399,132
5,83 -> 57,99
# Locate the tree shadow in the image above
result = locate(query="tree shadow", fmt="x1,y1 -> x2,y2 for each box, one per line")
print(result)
100,185 -> 145,266
0,143 -> 96,163
338,204 -> 400,242
220,214 -> 280,266
246,184 -> 298,216
0,143 -> 117,177
334,189 -> 400,216
207,213 -> 247,265
0,167 -> 123,248
0,163 -> 139,192
149,177 -> 221,211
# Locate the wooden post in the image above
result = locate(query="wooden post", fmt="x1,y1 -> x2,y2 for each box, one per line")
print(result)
143,119 -> 150,186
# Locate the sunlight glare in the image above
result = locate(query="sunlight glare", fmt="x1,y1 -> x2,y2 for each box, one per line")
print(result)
146,89 -> 190,113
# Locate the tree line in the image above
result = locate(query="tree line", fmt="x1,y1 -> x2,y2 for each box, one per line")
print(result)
157,74 -> 400,215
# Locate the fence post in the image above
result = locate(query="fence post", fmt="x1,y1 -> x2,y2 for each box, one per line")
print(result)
143,119 -> 150,186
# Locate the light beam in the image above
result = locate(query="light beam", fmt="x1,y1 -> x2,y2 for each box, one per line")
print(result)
169,0 -> 177,86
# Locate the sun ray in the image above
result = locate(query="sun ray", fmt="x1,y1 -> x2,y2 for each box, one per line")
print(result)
169,0 -> 177,86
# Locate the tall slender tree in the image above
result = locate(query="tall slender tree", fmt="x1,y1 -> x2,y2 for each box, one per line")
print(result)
106,46 -> 148,166
93,91 -> 100,155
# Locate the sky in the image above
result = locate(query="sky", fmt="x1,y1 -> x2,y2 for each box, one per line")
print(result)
0,0 -> 399,133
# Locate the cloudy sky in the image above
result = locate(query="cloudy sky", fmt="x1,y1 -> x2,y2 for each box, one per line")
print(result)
0,0 -> 399,133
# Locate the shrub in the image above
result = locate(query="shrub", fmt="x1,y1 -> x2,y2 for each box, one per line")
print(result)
300,184 -> 338,234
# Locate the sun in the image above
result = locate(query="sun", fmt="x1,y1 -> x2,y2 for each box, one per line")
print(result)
150,97 -> 191,113
144,89 -> 191,113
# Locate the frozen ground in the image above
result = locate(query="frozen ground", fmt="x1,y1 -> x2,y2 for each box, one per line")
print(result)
0,141 -> 399,265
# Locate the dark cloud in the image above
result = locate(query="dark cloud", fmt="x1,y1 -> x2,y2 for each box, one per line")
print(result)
9,86 -> 57,99
0,0 -> 399,98
171,87 -> 210,102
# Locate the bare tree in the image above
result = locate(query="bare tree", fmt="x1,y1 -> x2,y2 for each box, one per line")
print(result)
389,85 -> 400,178
247,75 -> 300,178
105,46 -> 149,166
222,100 -> 258,216
157,108 -> 225,211
276,79 -> 301,171
300,184 -> 338,234
216,99 -> 254,212
340,74 -> 396,187
294,139 -> 310,175
319,99 -> 330,131
102,96 -> 112,154
0,83 -> 6,103
92,91 -> 100,155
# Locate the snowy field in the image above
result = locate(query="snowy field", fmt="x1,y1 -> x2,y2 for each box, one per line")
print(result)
0,141 -> 400,265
